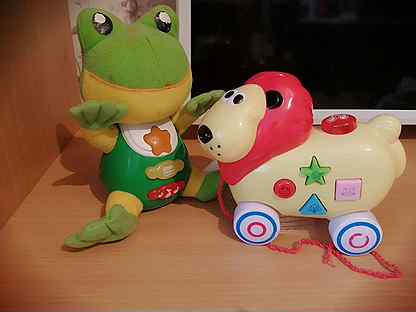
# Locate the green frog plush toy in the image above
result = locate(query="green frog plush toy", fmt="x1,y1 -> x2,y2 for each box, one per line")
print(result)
65,5 -> 223,248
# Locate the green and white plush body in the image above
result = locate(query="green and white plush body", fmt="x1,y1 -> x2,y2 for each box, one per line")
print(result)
65,5 -> 223,248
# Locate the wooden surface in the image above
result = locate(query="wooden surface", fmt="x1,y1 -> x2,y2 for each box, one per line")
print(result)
0,0 -> 80,227
0,138 -> 415,311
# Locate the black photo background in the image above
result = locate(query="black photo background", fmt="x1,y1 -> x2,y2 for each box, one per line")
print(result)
191,0 -> 416,109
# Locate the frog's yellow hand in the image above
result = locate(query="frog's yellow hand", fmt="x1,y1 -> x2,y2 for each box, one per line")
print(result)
80,127 -> 119,153
173,90 -> 224,135
70,100 -> 127,130
186,90 -> 225,117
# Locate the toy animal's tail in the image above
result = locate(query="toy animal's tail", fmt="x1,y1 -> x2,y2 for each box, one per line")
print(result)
369,115 -> 406,178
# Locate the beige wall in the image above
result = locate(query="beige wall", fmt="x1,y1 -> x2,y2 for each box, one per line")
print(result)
0,0 -> 80,227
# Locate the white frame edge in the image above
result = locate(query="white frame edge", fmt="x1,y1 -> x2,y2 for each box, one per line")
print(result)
176,1 -> 416,125
314,110 -> 416,125
177,0 -> 191,63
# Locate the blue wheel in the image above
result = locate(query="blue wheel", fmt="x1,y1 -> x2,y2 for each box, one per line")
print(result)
329,211 -> 383,256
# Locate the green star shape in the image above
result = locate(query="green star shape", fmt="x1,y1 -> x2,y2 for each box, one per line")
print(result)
300,156 -> 331,185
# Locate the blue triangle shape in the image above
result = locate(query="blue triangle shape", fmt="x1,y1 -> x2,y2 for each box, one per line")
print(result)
299,194 -> 327,216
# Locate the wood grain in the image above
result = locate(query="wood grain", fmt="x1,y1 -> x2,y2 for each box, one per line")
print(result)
0,139 -> 415,311
0,0 -> 80,227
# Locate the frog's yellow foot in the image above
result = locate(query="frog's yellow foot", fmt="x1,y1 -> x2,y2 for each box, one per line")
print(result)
182,167 -> 221,202
64,205 -> 138,249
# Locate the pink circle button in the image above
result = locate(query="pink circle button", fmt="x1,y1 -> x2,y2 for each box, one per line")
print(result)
247,222 -> 267,237
349,233 -> 370,249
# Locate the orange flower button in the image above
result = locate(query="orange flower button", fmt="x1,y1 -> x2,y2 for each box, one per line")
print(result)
143,126 -> 172,156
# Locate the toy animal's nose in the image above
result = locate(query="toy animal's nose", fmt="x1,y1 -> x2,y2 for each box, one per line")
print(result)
198,125 -> 213,144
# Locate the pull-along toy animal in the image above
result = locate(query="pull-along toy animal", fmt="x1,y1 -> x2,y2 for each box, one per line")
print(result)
198,71 -> 406,256
64,5 -> 223,249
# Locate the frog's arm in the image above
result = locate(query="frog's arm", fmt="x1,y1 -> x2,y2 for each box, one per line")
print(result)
80,127 -> 119,153
70,100 -> 127,153
173,90 -> 224,135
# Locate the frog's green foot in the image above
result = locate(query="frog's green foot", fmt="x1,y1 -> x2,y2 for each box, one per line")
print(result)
195,170 -> 221,202
64,205 -> 138,249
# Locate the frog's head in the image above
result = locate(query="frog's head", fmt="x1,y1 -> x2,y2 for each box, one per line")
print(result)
77,5 -> 191,124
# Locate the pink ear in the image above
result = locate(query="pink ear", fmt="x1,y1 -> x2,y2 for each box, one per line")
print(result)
245,71 -> 302,89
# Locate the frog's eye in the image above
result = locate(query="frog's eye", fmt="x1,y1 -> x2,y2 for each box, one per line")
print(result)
155,11 -> 172,33
92,13 -> 113,35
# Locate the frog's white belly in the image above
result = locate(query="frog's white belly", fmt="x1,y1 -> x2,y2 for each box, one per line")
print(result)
229,125 -> 397,219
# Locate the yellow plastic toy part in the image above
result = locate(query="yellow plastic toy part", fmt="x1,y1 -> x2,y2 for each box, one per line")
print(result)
229,117 -> 406,219
196,84 -> 266,162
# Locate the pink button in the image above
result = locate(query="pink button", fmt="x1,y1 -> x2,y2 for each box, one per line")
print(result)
335,179 -> 362,201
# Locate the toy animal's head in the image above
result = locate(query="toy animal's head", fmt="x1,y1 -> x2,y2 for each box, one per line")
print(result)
198,71 -> 314,185
77,5 -> 191,124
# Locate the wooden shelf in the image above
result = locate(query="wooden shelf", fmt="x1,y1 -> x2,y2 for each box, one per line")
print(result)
1,138 -> 415,311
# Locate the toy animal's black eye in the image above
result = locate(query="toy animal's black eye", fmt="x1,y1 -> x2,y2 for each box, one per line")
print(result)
266,90 -> 283,109
224,90 -> 235,99
92,13 -> 113,35
155,11 -> 172,33
232,93 -> 245,104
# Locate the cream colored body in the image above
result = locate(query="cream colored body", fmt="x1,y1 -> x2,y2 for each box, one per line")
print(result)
229,117 -> 406,219
200,84 -> 266,162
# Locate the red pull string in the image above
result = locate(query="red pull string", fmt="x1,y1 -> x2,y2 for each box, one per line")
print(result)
217,178 -> 234,223
217,178 -> 402,279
